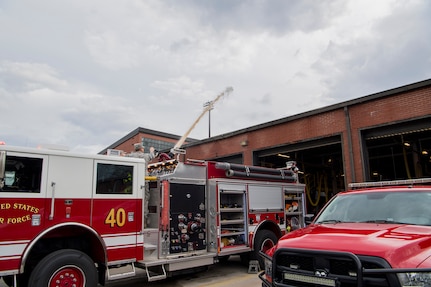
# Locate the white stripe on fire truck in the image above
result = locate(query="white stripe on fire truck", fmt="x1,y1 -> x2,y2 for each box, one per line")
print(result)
106,244 -> 137,250
101,232 -> 143,248
0,241 -> 29,257
0,255 -> 21,261
103,232 -> 139,237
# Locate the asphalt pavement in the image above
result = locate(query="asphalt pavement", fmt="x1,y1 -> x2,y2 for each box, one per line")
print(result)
0,256 -> 263,287
106,255 -> 262,287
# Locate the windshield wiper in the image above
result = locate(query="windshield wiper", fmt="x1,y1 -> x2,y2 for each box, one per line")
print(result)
360,219 -> 404,224
317,219 -> 343,224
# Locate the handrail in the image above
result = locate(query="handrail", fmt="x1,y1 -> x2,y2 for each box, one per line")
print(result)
49,182 -> 56,220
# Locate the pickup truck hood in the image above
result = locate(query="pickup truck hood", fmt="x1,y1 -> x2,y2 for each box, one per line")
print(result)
276,223 -> 431,267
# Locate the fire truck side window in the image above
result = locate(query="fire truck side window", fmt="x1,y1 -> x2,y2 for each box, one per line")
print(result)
96,163 -> 133,194
2,155 -> 43,193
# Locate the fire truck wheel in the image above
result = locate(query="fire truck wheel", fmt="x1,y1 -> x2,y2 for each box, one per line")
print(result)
27,249 -> 98,287
218,255 -> 230,263
252,230 -> 278,269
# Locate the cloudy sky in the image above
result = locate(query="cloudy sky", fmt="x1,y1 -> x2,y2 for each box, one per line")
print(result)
1,0 -> 430,154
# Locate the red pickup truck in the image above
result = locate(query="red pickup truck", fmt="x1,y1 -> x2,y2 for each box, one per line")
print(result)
260,179 -> 431,287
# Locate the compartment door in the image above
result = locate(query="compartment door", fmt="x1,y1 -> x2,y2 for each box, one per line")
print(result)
169,182 -> 206,254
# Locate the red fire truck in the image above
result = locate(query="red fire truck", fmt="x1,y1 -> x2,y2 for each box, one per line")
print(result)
0,145 -> 306,287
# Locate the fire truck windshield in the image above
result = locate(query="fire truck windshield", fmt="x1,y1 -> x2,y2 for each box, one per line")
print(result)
315,190 -> 431,226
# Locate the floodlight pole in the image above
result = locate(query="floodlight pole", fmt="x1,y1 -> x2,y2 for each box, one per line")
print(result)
173,87 -> 232,153
203,101 -> 214,138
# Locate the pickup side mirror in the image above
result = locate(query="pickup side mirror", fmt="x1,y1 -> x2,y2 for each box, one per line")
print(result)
305,214 -> 315,225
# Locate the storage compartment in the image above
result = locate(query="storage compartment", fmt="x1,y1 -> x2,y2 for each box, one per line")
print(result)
285,187 -> 306,230
169,183 -> 207,254
219,189 -> 248,248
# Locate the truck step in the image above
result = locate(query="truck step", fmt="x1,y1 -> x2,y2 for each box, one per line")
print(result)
145,264 -> 167,282
107,263 -> 136,280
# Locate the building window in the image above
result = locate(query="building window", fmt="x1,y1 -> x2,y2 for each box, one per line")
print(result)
141,138 -> 175,152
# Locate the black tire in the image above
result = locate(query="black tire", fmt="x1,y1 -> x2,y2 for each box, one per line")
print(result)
2,276 -> 13,287
2,276 -> 14,287
2,274 -> 28,287
239,252 -> 250,266
28,249 -> 98,287
251,230 -> 278,269
218,255 -> 230,263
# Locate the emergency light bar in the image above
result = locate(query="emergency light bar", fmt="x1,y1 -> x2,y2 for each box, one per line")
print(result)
107,149 -> 122,156
348,178 -> 431,189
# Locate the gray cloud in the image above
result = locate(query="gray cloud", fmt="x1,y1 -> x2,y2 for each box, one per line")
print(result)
0,0 -> 430,153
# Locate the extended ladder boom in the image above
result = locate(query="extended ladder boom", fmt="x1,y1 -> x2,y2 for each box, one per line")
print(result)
172,87 -> 233,154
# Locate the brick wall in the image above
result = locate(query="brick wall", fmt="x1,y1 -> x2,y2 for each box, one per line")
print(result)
185,82 -> 431,186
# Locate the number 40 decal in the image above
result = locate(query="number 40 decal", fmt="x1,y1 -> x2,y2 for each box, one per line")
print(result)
105,208 -> 126,227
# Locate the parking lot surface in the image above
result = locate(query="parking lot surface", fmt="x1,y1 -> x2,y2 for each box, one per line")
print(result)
107,256 -> 261,287
0,256 -> 262,287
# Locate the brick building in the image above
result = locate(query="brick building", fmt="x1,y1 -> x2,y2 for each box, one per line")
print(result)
100,127 -> 198,158
106,79 -> 431,211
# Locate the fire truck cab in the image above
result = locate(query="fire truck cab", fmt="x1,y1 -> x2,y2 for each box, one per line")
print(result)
0,145 -> 306,287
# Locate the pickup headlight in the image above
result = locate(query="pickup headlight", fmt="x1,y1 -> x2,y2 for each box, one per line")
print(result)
264,257 -> 273,282
398,272 -> 431,286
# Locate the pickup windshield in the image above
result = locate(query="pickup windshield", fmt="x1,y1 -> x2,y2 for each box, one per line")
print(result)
314,190 -> 431,226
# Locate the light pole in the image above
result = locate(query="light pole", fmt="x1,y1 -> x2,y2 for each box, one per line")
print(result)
203,100 -> 214,138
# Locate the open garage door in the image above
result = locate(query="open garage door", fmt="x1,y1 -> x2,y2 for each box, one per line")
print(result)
362,118 -> 431,181
255,136 -> 344,215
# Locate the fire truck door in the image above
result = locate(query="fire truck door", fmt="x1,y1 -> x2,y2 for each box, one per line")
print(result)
92,161 -> 141,262
0,152 -> 48,242
45,155 -> 93,226
168,182 -> 206,254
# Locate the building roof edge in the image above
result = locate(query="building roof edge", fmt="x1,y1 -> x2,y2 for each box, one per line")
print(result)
184,78 -> 431,147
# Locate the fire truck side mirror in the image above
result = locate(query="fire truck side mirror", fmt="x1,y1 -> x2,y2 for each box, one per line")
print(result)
305,214 -> 315,225
0,151 -> 5,189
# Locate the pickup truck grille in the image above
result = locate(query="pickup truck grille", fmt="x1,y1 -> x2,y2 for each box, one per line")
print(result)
273,248 -> 400,287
